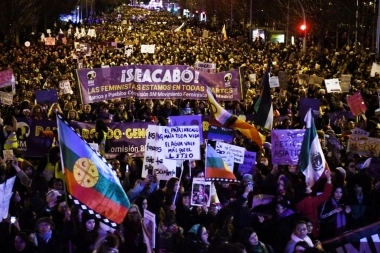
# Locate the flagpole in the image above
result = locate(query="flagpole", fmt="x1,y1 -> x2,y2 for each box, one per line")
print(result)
56,114 -> 69,205
173,160 -> 184,204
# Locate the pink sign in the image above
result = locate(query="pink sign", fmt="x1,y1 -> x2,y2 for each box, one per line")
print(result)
346,92 -> 367,116
0,69 -> 13,88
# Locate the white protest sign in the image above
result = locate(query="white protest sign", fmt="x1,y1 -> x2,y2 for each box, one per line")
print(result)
59,80 -> 72,94
220,153 -> 234,171
371,62 -> 380,77
0,176 -> 16,221
215,141 -> 245,164
194,62 -> 216,73
352,127 -> 370,137
143,209 -> 156,250
141,44 -> 155,54
163,126 -> 200,160
249,74 -> 256,83
142,125 -> 176,180
0,91 -> 14,105
269,76 -> 280,88
325,78 -> 342,93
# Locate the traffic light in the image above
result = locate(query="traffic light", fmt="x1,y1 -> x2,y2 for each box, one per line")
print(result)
300,24 -> 306,31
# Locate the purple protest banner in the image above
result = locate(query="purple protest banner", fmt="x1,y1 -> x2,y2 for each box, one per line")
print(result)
35,89 -> 58,104
271,129 -> 305,165
17,118 -> 57,157
207,125 -> 234,143
16,118 -> 151,158
168,115 -> 203,142
299,98 -> 320,125
77,65 -> 244,103
238,151 -> 256,175
0,69 -> 14,89
70,121 -> 153,158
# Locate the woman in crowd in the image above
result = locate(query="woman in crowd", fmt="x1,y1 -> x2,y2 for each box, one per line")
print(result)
122,204 -> 146,253
72,211 -> 99,253
240,227 -> 271,253
319,185 -> 351,239
92,119 -> 108,156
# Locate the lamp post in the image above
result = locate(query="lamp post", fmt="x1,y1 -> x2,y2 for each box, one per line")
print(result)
296,0 -> 307,53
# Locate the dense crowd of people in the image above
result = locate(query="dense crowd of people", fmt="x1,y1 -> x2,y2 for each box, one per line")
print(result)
0,4 -> 380,253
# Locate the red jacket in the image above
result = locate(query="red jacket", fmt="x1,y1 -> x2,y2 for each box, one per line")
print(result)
296,182 -> 333,238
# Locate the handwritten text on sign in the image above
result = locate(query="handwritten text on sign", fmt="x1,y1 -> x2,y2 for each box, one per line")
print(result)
163,126 -> 201,160
238,151 -> 256,175
215,142 -> 245,164
271,129 -> 305,165
142,125 -> 176,180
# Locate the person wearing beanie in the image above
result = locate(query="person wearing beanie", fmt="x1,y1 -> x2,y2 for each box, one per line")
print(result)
30,215 -> 73,253
72,211 -> 100,253
176,224 -> 209,253
239,227 -> 270,253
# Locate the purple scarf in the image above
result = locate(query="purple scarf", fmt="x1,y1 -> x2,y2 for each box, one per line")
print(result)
332,198 -> 346,231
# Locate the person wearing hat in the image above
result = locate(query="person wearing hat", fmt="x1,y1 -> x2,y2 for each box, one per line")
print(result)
176,224 -> 209,253
72,211 -> 99,253
239,227 -> 271,253
30,215 -> 73,253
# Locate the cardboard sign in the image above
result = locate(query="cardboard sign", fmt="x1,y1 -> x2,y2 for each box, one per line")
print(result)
347,135 -> 380,156
325,78 -> 342,93
269,76 -> 280,88
346,92 -> 366,116
278,71 -> 288,88
143,210 -> 156,251
352,127 -> 370,137
340,75 -> 351,93
0,91 -> 13,105
44,37 -> 56,46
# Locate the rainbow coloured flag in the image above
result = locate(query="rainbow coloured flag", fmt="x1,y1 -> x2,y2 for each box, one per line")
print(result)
57,115 -> 130,224
207,87 -> 264,148
205,145 -> 237,182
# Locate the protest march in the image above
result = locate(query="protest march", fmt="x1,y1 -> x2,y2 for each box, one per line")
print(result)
1,3 -> 380,253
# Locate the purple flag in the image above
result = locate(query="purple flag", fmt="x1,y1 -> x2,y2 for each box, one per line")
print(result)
35,89 -> 58,104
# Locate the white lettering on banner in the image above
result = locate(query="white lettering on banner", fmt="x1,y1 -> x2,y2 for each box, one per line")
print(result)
163,126 -> 201,160
120,69 -> 197,83
142,125 -> 176,180
215,141 -> 245,164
